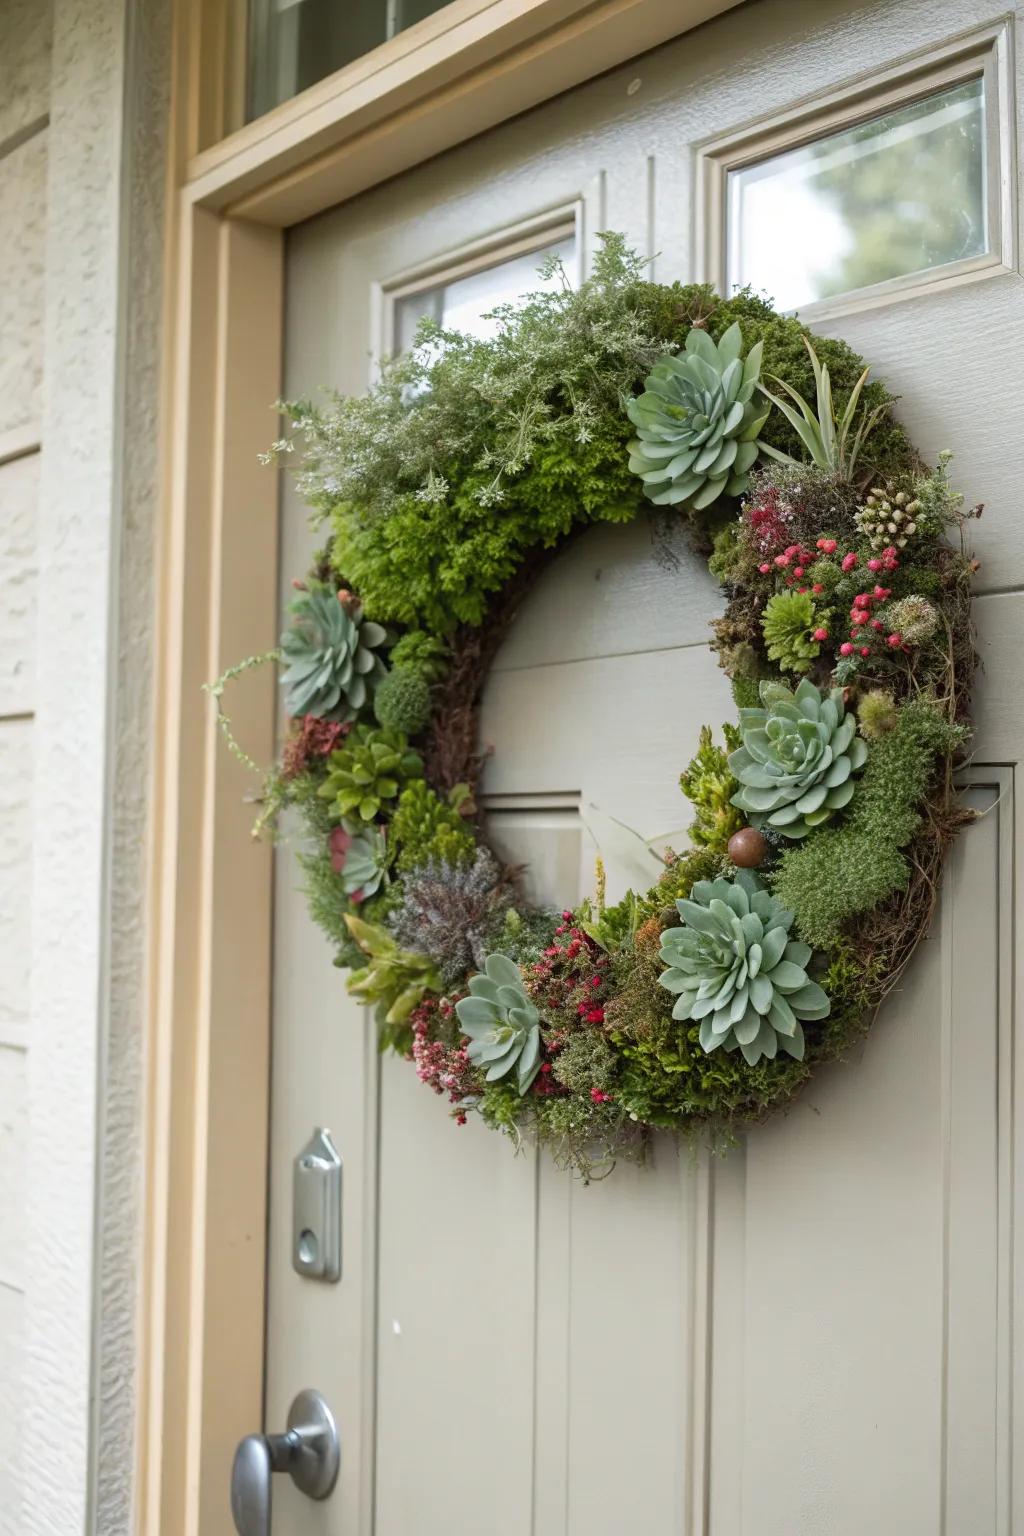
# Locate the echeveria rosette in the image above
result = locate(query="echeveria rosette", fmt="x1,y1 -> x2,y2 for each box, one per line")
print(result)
329,822 -> 389,902
319,724 -> 424,823
658,870 -> 830,1066
625,322 -> 772,510
455,953 -> 542,1094
729,678 -> 868,840
280,586 -> 387,722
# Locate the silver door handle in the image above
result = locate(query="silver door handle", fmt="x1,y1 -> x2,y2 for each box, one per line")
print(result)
230,1389 -> 340,1536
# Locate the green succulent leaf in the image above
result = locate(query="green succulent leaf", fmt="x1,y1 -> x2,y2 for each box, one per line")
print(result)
319,723 -> 424,824
455,953 -> 543,1095
729,678 -> 868,840
658,871 -> 829,1065
280,587 -> 388,722
625,323 -> 776,510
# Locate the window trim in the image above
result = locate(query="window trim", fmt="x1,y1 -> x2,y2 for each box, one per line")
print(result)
694,21 -> 1016,321
374,202 -> 581,360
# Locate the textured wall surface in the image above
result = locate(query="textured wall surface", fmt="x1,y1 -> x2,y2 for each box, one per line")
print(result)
0,0 -> 170,1530
0,2 -> 51,1530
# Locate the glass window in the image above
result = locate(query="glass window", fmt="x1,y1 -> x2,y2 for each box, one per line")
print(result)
393,232 -> 577,355
248,0 -> 454,121
726,78 -> 987,312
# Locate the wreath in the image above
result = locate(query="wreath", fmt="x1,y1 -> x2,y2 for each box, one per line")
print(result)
213,236 -> 977,1175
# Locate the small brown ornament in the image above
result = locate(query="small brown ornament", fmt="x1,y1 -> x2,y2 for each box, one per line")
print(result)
728,827 -> 768,869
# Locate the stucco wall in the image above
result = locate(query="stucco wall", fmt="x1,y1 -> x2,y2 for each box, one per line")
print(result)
0,0 -> 170,1530
0,2 -> 53,1525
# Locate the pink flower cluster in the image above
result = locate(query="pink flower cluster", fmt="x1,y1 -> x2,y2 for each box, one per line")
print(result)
410,998 -> 477,1124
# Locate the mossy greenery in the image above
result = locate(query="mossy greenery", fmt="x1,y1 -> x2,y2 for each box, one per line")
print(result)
222,236 -> 975,1173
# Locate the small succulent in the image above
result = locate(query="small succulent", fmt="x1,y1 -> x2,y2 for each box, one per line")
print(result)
388,849 -> 513,986
857,689 -> 899,741
390,780 -> 476,872
729,677 -> 868,839
854,486 -> 921,551
758,335 -> 886,480
455,953 -> 542,1094
879,594 -> 939,646
318,724 -> 423,822
344,914 -> 441,1028
373,666 -> 433,735
679,724 -> 744,851
658,869 -> 830,1065
329,822 -> 389,901
280,587 -> 387,721
760,590 -> 823,674
625,322 -> 772,510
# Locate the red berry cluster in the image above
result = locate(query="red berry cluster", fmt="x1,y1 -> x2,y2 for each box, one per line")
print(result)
744,485 -> 796,554
528,913 -> 613,1099
834,547 -> 903,658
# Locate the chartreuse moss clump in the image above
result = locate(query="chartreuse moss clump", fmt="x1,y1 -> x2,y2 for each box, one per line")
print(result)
771,700 -> 966,948
390,780 -> 476,873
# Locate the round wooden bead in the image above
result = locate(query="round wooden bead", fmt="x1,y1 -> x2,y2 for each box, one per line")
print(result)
728,827 -> 768,869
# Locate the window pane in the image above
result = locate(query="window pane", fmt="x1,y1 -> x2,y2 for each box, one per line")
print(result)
248,0 -> 454,121
394,234 -> 577,355
727,78 -> 987,311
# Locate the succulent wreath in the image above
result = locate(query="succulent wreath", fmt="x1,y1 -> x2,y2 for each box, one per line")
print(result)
212,235 -> 978,1175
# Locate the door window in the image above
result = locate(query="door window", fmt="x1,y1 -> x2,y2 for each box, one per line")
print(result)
391,228 -> 578,354
727,78 -> 987,312
248,0 -> 455,121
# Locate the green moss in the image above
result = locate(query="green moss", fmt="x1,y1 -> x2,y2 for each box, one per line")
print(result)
373,667 -> 433,735
732,672 -> 763,710
771,700 -> 966,948
388,631 -> 449,682
390,780 -> 477,872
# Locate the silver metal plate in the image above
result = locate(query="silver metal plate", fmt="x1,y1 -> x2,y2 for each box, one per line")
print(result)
292,1128 -> 342,1282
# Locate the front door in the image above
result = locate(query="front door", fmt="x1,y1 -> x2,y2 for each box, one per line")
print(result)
263,2 -> 1021,1531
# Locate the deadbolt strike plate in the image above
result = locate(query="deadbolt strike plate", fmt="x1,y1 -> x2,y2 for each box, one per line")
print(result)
292,1127 -> 342,1282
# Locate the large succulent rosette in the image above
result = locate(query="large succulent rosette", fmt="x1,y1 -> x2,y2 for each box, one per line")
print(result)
658,870 -> 830,1065
729,678 -> 868,839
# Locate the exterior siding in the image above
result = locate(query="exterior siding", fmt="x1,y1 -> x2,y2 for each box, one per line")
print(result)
0,5 -> 50,1529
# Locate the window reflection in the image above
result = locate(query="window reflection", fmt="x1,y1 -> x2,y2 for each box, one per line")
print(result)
248,0 -> 454,121
393,234 -> 577,355
727,78 -> 987,311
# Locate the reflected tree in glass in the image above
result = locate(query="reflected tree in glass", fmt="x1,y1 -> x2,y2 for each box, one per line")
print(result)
728,79 -> 987,311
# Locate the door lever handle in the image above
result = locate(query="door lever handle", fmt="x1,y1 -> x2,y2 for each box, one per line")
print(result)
230,1389 -> 340,1536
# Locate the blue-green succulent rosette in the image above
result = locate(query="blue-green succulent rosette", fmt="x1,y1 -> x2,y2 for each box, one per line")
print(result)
658,870 -> 830,1066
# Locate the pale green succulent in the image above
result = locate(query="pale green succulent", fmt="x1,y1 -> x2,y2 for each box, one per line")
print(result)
280,587 -> 387,721
344,914 -> 440,1027
332,822 -> 389,901
761,590 -> 821,675
455,953 -> 542,1094
625,322 -> 772,510
318,724 -> 423,822
729,678 -> 868,839
658,869 -> 830,1065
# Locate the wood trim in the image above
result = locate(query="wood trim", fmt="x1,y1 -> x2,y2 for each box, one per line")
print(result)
142,205 -> 282,1536
184,0 -> 743,224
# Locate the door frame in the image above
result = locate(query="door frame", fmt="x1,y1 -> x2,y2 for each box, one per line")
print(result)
140,2 -> 741,1531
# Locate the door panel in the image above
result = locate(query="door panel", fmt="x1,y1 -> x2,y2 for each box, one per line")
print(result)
267,1 -> 1022,1531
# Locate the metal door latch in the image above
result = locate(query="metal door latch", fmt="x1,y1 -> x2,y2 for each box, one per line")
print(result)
230,1388 -> 340,1536
292,1127 -> 342,1282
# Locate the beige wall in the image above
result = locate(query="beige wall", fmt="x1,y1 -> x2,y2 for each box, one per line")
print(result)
0,0 -> 170,1530
0,3 -> 52,1526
